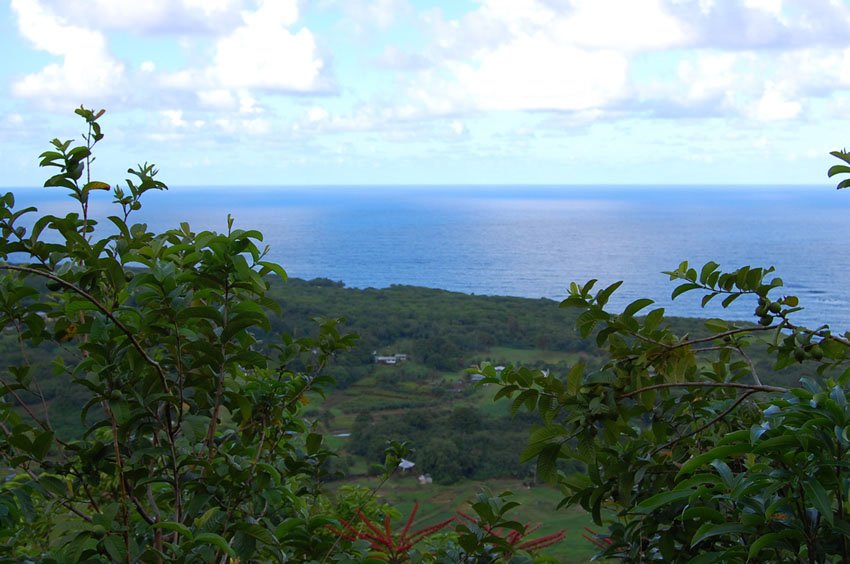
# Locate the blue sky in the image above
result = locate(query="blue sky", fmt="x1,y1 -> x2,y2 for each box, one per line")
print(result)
2,0 -> 850,186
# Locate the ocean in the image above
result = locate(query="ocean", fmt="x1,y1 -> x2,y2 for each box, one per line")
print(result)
8,184 -> 850,330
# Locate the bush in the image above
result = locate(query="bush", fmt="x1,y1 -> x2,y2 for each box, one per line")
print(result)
0,107 -> 356,562
481,154 -> 850,561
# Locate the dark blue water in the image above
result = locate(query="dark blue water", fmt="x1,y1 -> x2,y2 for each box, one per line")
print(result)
8,185 -> 850,330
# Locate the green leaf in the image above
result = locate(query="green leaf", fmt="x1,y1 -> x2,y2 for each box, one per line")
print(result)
699,261 -> 720,283
221,315 -> 260,342
32,430 -> 54,460
644,307 -> 665,331
752,435 -> 798,453
672,283 -> 701,300
235,523 -> 277,546
305,432 -> 322,455
721,293 -> 741,308
102,535 -> 126,562
830,150 -> 850,165
83,181 -> 111,192
152,521 -> 193,540
623,298 -> 654,317
39,475 -> 68,497
176,306 -> 223,325
635,490 -> 693,512
748,531 -> 803,559
63,531 -> 93,564
566,362 -> 584,395
522,425 -> 566,462
511,389 -> 537,416
595,280 -> 623,307
690,523 -> 747,548
803,479 -> 834,526
704,319 -> 728,333
682,506 -> 725,523
677,444 -> 751,478
193,532 -> 235,557
701,292 -> 718,307
536,444 -> 560,482
828,164 -> 850,177
709,459 -> 734,488
687,551 -> 725,564
258,261 -> 287,281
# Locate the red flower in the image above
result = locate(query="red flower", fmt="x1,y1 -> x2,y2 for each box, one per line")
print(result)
581,527 -> 615,550
328,501 -> 455,562
457,512 -> 566,554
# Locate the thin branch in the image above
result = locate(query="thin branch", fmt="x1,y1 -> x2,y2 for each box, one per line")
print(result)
205,279 -> 230,460
690,346 -> 736,354
0,373 -> 69,449
784,319 -> 850,348
129,494 -> 156,526
10,317 -> 52,429
0,264 -> 170,394
735,345 -> 762,386
654,390 -> 756,453
20,466 -> 93,523
103,399 -> 131,563
666,324 -> 779,351
620,381 -> 786,399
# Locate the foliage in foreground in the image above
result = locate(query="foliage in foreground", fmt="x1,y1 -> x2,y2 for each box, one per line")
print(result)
0,108 -> 568,563
0,107 -> 370,561
6,105 -> 850,563
480,157 -> 850,562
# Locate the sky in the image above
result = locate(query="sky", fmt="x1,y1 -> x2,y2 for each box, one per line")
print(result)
2,0 -> 850,186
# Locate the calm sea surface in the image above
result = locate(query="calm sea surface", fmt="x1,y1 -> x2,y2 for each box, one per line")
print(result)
9,185 -> 850,330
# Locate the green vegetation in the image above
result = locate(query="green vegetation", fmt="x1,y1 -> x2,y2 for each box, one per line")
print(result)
346,478 -> 599,562
477,152 -> 850,561
0,107 -> 593,562
2,107 -> 849,562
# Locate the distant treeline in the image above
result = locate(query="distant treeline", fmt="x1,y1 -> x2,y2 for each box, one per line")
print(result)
2,277 -> 808,483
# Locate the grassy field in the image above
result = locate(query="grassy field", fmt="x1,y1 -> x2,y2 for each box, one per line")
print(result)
312,345 -> 603,561
478,346 -> 581,365
316,346 -> 568,433
334,477 -> 600,562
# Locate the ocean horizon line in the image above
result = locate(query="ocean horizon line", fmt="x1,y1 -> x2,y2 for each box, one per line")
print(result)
0,183 -> 832,191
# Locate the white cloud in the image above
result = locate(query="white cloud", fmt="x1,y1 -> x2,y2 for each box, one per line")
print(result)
744,0 -> 783,17
427,0 -> 690,59
668,0 -> 850,48
11,0 -> 125,106
211,0 -> 326,92
375,46 -> 431,70
198,89 -> 237,110
307,106 -> 329,123
293,106 -> 379,134
511,0 -> 690,52
676,52 -> 755,106
162,110 -> 189,128
748,81 -> 802,120
40,0 -> 246,34
238,92 -> 262,114
328,0 -> 413,33
450,37 -> 630,112
215,117 -> 271,135
403,0 -> 687,116
140,61 -> 156,73
449,120 -> 467,136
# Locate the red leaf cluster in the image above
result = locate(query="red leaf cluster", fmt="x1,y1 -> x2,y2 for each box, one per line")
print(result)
328,501 -> 455,560
582,526 -> 614,550
457,512 -> 566,553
